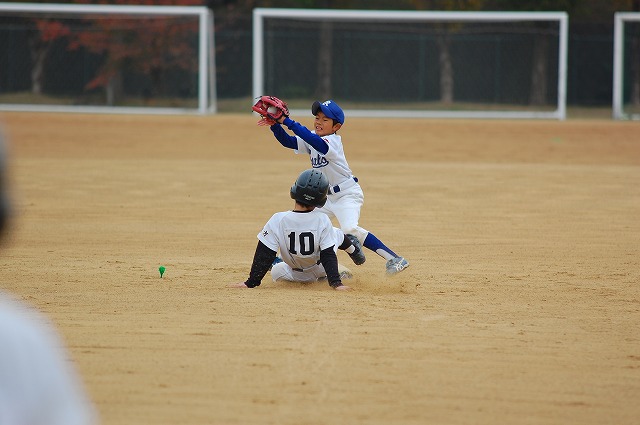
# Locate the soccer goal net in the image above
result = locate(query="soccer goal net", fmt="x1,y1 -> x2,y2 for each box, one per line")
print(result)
613,12 -> 640,120
253,9 -> 568,120
0,3 -> 215,115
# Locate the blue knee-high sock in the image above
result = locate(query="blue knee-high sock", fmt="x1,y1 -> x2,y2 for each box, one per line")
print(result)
363,233 -> 397,261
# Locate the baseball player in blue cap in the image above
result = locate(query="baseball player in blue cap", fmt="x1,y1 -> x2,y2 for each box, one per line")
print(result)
265,99 -> 409,275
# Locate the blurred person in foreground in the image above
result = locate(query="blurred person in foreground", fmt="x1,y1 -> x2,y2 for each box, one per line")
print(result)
0,128 -> 97,425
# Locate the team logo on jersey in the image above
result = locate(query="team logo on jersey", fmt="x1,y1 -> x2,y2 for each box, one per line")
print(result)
263,230 -> 268,236
311,153 -> 328,168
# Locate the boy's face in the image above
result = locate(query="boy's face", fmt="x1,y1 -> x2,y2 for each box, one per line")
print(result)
314,112 -> 341,136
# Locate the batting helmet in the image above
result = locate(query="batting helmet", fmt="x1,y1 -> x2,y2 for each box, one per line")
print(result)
290,169 -> 329,208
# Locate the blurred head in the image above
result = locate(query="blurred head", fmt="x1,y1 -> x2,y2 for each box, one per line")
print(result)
0,129 -> 10,241
0,129 -> 96,425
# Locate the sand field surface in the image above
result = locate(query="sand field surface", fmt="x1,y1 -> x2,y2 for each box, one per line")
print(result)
1,111 -> 639,424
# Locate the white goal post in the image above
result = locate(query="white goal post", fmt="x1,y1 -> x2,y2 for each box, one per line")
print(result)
613,12 -> 640,120
0,2 -> 215,115
253,8 -> 568,120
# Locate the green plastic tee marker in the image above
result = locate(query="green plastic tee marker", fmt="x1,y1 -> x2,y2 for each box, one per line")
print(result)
159,266 -> 166,278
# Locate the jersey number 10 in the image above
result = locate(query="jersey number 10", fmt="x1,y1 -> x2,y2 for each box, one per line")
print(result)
287,232 -> 315,255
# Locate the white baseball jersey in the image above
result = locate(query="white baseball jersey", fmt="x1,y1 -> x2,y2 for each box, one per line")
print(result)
258,210 -> 339,271
292,131 -> 368,243
294,133 -> 353,188
0,293 -> 96,425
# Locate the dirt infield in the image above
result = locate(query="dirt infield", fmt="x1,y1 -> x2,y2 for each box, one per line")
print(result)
1,111 -> 639,425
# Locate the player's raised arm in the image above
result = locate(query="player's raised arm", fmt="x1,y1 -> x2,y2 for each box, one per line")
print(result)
281,118 -> 329,155
269,122 -> 298,149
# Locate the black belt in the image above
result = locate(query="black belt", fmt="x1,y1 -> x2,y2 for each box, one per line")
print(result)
292,260 -> 321,272
328,176 -> 358,195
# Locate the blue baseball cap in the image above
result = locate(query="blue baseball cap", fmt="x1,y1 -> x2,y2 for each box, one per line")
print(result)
311,100 -> 345,124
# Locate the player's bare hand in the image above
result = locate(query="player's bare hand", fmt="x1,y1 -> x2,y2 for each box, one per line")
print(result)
334,284 -> 352,291
228,282 -> 249,288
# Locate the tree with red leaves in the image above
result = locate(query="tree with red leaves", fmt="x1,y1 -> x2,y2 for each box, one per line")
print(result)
27,0 -> 206,105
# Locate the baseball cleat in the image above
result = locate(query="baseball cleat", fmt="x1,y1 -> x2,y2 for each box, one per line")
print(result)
339,270 -> 353,280
338,264 -> 353,280
386,257 -> 409,275
345,234 -> 366,265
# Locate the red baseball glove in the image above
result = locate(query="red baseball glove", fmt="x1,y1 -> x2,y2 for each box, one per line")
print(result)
252,96 -> 289,126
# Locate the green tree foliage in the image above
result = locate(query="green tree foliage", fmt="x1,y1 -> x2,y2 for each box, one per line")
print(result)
409,0 -> 483,11
204,0 -> 639,15
484,0 -> 637,19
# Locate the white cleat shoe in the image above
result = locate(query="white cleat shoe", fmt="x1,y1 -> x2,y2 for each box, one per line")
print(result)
386,257 -> 409,275
338,264 -> 353,280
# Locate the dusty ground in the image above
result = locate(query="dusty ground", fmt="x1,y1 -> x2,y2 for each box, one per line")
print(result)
1,111 -> 639,425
